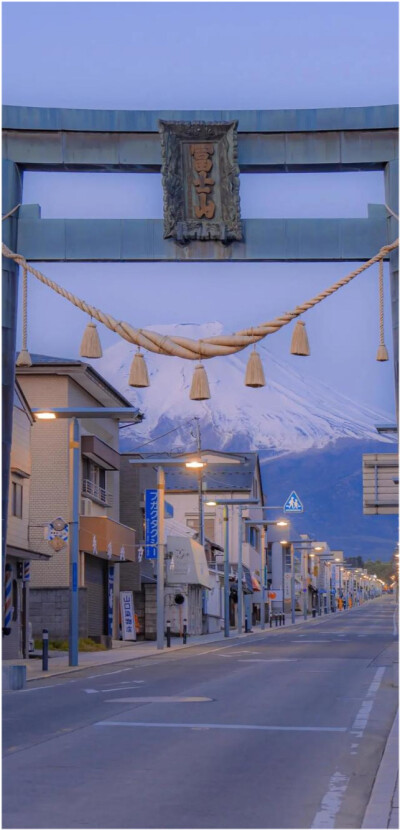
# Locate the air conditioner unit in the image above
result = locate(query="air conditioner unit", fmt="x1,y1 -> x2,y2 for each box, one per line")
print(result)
81,498 -> 92,516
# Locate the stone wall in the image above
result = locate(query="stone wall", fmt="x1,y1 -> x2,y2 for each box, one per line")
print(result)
29,587 -> 88,639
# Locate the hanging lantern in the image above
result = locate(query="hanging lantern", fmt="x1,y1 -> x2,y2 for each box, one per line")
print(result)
80,320 -> 102,358
129,349 -> 150,387
190,362 -> 211,400
245,349 -> 266,388
376,259 -> 389,362
290,320 -> 310,356
16,349 -> 32,367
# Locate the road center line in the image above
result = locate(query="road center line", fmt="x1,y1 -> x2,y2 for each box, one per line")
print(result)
95,721 -> 347,732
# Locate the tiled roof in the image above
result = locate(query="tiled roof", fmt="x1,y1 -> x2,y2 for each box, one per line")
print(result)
165,454 -> 257,492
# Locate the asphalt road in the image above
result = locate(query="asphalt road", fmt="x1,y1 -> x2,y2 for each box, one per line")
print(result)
3,597 -> 398,829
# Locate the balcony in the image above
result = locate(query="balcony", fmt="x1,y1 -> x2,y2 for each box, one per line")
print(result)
82,478 -> 113,507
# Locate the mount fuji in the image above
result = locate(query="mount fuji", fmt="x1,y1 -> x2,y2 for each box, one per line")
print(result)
95,322 -> 397,561
97,322 -> 393,455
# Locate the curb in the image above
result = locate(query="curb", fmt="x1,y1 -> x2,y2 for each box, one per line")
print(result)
20,598 -> 387,684
362,710 -> 399,829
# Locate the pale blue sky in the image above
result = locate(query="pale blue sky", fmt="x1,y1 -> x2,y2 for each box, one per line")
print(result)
2,2 -> 398,415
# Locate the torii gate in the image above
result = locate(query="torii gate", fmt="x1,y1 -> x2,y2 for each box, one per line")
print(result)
2,104 -> 399,561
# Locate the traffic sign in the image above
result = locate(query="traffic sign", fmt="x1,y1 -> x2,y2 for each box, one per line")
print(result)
284,491 -> 303,513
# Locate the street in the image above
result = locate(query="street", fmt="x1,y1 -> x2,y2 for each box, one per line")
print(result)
3,597 -> 398,829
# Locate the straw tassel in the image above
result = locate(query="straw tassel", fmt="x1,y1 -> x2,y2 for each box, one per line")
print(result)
376,259 -> 389,362
80,320 -> 102,358
245,349 -> 266,388
16,266 -> 32,367
190,362 -> 211,400
129,350 -> 150,387
290,320 -> 310,356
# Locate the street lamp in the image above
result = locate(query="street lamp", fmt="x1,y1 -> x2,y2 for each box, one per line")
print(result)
244,519 -> 289,630
204,498 -> 261,637
32,406 -> 141,667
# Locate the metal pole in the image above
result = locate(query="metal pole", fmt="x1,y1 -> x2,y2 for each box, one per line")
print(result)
42,628 -> 49,672
237,506 -> 243,636
303,551 -> 307,620
156,466 -> 165,650
291,545 -> 295,625
223,505 -> 230,638
69,418 -> 80,667
260,525 -> 266,630
2,161 -> 23,579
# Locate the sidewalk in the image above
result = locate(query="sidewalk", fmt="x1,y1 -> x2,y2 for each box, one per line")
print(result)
362,711 -> 399,829
3,602 -> 376,683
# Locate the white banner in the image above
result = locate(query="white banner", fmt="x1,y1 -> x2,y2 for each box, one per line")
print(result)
120,591 -> 136,641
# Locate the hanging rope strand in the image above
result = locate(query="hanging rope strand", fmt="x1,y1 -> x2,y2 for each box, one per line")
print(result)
379,259 -> 385,346
2,238 -> 398,360
376,258 -> 389,361
15,265 -> 32,367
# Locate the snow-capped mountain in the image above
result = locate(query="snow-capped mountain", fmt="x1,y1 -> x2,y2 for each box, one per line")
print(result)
96,322 -> 393,456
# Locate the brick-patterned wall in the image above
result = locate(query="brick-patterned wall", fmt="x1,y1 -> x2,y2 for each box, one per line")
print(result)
29,588 -> 88,639
144,583 -> 157,640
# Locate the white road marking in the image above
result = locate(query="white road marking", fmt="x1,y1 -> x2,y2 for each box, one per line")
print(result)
96,721 -> 347,732
84,689 -> 98,694
311,771 -> 350,828
19,683 -> 69,692
291,640 -> 332,643
350,667 -> 385,737
239,659 -> 298,663
104,696 -> 213,703
86,668 -> 133,679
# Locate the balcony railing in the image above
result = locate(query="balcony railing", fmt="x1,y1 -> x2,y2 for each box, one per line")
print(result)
82,478 -> 113,506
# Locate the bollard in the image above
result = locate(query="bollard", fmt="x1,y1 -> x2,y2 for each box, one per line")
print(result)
275,615 -> 278,627
245,616 -> 249,633
42,629 -> 49,672
269,615 -> 273,628
183,619 -> 187,644
312,609 -> 316,618
279,614 -> 282,626
282,614 -> 285,626
166,620 -> 171,648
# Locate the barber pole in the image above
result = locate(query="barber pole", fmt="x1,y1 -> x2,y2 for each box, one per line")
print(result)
4,564 -> 13,629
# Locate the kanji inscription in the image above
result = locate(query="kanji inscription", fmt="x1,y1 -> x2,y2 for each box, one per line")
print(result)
159,120 -> 242,244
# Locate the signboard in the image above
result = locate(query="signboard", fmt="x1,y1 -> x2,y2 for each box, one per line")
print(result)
362,453 -> 398,515
284,491 -> 303,513
23,562 -> 30,582
284,574 -> 291,599
107,566 -> 114,637
145,489 -> 158,559
159,120 -> 242,244
269,589 -> 283,602
120,591 -> 136,641
46,516 -> 69,552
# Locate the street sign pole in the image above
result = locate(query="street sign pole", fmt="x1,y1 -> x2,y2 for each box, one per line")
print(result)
156,467 -> 165,650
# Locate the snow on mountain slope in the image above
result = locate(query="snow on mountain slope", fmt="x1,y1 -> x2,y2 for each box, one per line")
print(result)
96,322 -> 394,456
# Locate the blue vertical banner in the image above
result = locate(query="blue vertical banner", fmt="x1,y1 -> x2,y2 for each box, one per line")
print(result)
145,489 -> 158,559
108,565 -> 115,637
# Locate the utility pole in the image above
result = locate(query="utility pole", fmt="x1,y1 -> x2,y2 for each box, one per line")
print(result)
194,418 -> 204,546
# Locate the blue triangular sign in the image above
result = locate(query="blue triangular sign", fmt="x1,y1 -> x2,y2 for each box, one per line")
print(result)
284,491 -> 304,513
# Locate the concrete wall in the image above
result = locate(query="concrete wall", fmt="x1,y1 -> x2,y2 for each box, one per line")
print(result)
29,587 -> 88,639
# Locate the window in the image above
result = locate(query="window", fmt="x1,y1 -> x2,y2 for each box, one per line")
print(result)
186,516 -> 215,541
11,482 -> 23,518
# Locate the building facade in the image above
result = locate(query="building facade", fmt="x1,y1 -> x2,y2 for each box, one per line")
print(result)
16,356 -> 142,643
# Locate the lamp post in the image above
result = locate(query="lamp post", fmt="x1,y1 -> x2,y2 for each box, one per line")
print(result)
205,498 -> 261,637
33,406 -> 141,666
244,518 -> 288,630
129,452 -> 208,650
